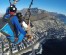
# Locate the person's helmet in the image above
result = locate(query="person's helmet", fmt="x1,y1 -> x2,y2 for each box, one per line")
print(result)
16,12 -> 22,18
9,5 -> 17,15
16,12 -> 23,22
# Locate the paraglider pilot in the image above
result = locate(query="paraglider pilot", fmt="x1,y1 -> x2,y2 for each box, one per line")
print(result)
4,4 -> 26,45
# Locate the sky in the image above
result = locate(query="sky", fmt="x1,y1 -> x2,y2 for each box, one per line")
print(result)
0,0 -> 66,15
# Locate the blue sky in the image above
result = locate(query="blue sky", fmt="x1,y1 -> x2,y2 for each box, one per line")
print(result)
0,0 -> 66,15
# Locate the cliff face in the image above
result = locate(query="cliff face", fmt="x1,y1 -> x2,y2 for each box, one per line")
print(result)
21,8 -> 66,22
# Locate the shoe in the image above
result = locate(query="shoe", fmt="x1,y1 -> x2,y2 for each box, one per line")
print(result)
26,34 -> 33,41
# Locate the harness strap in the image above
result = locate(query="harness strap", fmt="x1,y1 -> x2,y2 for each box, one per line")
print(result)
1,15 -> 16,37
7,15 -> 17,37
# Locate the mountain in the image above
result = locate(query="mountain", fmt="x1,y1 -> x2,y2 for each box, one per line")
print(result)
20,8 -> 66,23
20,8 -> 66,29
49,12 -> 66,24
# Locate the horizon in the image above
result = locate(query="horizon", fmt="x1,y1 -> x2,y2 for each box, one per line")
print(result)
0,0 -> 66,15
0,8 -> 66,16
